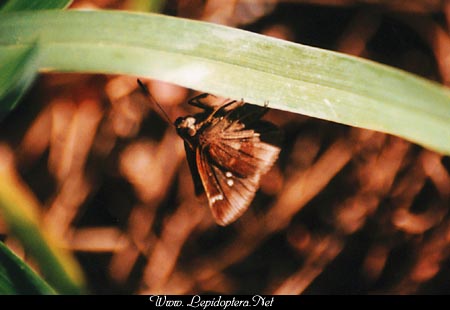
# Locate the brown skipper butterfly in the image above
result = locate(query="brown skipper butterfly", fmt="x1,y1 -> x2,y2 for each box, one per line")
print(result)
137,79 -> 281,226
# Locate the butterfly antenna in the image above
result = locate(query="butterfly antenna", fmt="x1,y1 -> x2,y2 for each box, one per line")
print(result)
137,79 -> 174,126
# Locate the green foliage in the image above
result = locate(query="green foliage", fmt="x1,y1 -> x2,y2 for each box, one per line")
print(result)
0,3 -> 448,295
0,10 -> 448,154
0,0 -> 72,12
0,0 -> 84,295
0,43 -> 39,120
0,242 -> 56,295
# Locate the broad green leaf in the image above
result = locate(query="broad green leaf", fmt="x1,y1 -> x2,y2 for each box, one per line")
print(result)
0,43 -> 39,120
0,10 -> 449,154
0,168 -> 85,294
0,241 -> 56,295
1,0 -> 72,12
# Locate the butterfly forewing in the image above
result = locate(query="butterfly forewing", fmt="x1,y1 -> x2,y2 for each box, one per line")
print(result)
196,145 -> 262,226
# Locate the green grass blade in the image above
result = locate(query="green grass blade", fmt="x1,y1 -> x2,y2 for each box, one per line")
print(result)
0,168 -> 85,294
0,10 -> 448,154
0,241 -> 56,295
0,42 -> 39,120
1,0 -> 72,12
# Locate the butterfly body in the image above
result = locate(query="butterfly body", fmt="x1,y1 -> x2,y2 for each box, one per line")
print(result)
175,95 -> 281,226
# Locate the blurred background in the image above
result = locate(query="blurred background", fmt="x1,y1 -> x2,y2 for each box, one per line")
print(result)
0,0 -> 449,294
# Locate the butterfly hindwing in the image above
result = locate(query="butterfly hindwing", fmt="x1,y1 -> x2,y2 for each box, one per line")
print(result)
194,106 -> 281,226
202,112 -> 280,178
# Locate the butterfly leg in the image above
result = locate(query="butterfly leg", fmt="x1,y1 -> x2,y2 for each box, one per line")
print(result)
188,93 -> 222,111
198,99 -> 243,125
229,101 -> 269,125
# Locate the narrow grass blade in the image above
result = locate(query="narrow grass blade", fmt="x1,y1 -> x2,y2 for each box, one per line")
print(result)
0,165 -> 85,294
0,10 -> 448,154
0,241 -> 56,295
1,0 -> 72,12
0,43 -> 39,120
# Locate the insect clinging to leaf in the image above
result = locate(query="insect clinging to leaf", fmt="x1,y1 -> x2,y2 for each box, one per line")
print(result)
137,79 -> 281,226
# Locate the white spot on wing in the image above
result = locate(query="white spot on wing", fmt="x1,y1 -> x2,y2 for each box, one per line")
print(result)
211,194 -> 224,203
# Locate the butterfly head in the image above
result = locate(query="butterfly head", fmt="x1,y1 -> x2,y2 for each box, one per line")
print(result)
175,116 -> 198,139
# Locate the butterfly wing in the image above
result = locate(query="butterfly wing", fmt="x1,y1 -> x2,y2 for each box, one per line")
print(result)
196,107 -> 281,226
183,142 -> 204,196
